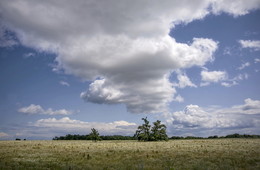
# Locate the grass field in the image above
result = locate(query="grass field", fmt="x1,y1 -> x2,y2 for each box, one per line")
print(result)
0,139 -> 259,169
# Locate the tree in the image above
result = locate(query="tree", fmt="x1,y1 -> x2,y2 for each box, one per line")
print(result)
134,117 -> 168,141
151,120 -> 168,141
134,117 -> 151,141
89,128 -> 101,142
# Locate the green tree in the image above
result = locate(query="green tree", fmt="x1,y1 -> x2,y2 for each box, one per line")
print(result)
151,120 -> 168,141
134,117 -> 168,141
89,128 -> 101,142
134,117 -> 151,141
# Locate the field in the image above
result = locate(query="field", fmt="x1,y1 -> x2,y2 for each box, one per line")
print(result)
0,139 -> 259,170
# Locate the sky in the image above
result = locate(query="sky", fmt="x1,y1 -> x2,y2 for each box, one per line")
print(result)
0,0 -> 260,140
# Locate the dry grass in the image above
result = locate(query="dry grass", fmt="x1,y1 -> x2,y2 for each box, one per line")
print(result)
0,139 -> 259,169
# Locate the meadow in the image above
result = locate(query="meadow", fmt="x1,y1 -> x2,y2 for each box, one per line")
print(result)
0,139 -> 259,169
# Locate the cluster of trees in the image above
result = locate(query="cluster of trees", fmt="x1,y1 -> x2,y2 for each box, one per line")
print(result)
53,117 -> 168,141
134,117 -> 168,141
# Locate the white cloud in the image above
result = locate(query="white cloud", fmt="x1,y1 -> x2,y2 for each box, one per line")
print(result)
80,74 -> 176,113
221,73 -> 249,87
59,81 -> 70,87
78,37 -> 217,113
221,81 -> 237,87
238,62 -> 250,70
173,95 -> 184,103
211,0 -> 260,16
18,104 -> 74,115
0,132 -> 9,138
174,71 -> 197,88
18,104 -> 44,114
231,98 -> 260,114
201,70 -> 228,86
239,40 -> 260,51
2,118 -> 137,139
164,98 -> 260,136
33,117 -> 137,136
0,1 -> 259,113
9,98 -> 260,139
200,70 -> 248,88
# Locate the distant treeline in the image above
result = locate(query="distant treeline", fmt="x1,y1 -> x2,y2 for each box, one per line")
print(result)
53,133 -> 260,140
53,134 -> 134,140
170,133 -> 260,139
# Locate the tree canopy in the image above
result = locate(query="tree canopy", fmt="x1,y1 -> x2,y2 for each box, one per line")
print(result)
134,117 -> 168,141
89,128 -> 101,142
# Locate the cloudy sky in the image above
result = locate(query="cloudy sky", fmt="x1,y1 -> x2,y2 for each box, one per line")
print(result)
0,0 -> 260,140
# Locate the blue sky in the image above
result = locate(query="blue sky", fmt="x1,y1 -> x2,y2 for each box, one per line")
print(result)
0,0 -> 260,139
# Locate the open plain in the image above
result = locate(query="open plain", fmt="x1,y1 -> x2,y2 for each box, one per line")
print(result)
0,139 -> 259,169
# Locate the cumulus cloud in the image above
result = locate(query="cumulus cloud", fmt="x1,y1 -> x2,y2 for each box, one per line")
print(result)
201,70 -> 228,86
18,104 -> 74,115
78,37 -> 217,113
239,40 -> 260,51
0,0 -> 259,113
164,98 -> 260,136
33,117 -> 137,135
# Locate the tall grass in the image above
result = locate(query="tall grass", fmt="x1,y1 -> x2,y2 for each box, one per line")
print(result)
0,139 -> 259,169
